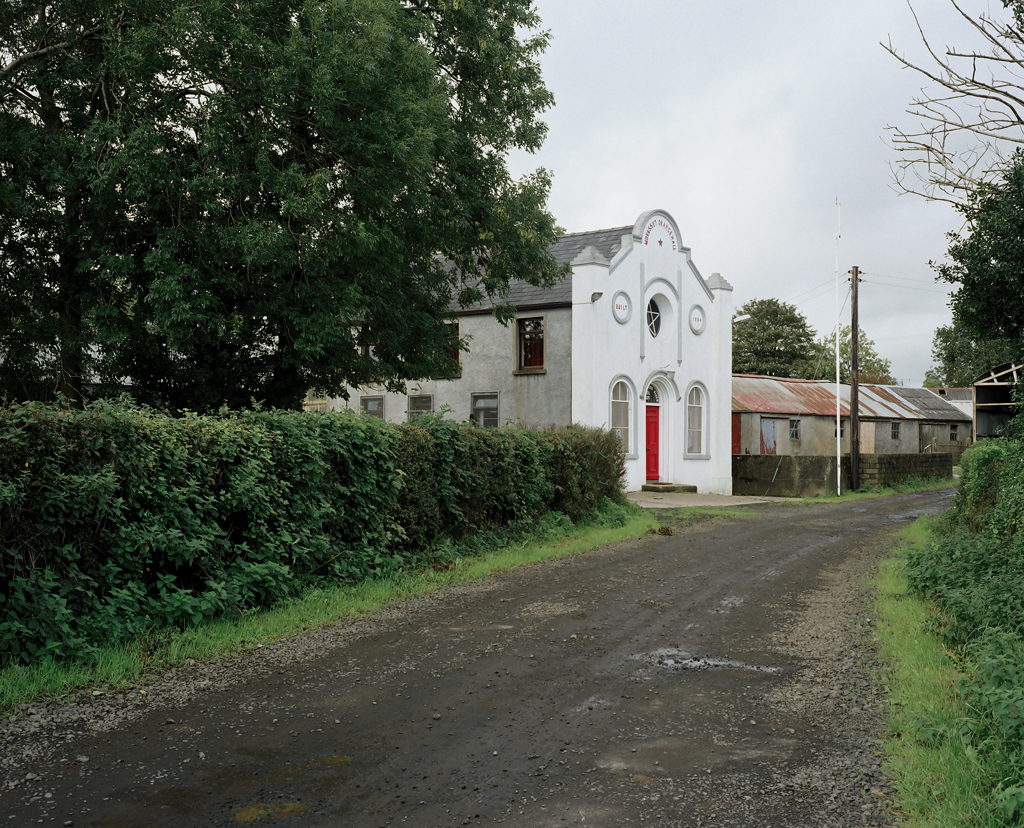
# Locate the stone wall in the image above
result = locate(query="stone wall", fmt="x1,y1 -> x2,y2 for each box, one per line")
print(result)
855,453 -> 953,488
732,453 -> 953,498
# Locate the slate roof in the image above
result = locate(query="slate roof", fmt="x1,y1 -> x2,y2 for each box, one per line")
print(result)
935,387 -> 972,402
732,375 -> 971,422
456,225 -> 632,313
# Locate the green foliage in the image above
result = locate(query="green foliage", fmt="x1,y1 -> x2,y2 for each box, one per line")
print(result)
902,436 -> 1024,819
935,149 -> 1024,350
804,325 -> 895,384
926,321 -> 1019,387
731,298 -> 816,377
0,400 -> 624,665
0,0 -> 563,410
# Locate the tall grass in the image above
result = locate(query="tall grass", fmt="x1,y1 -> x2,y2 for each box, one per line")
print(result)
875,517 -> 1005,827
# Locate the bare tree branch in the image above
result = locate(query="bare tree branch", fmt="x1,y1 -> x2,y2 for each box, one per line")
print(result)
0,22 -> 106,84
883,0 -> 1024,202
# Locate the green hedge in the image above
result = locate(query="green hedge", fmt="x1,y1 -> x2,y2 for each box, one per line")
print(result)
0,400 -> 625,665
905,437 -> 1024,820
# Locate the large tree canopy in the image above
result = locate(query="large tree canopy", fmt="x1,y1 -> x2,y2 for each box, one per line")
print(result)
924,320 -> 1020,387
0,0 -> 563,411
731,298 -> 816,378
933,150 -> 1024,350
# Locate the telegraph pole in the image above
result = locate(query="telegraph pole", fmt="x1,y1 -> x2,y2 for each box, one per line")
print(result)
850,266 -> 860,491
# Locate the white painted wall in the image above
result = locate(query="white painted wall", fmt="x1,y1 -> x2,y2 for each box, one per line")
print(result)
570,210 -> 733,494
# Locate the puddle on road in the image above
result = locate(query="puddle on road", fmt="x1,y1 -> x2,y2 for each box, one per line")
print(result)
231,801 -> 309,821
629,647 -> 784,675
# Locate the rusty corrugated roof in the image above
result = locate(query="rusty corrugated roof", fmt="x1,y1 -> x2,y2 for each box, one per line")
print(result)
732,375 -> 970,422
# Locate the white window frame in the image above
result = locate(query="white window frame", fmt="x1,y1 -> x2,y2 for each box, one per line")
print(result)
407,395 -> 433,421
685,383 -> 708,457
789,419 -> 800,440
470,392 -> 499,428
360,395 -> 384,419
891,421 -> 901,441
611,381 -> 630,454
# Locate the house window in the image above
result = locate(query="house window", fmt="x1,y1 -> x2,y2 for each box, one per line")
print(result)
517,317 -> 544,370
687,386 -> 704,454
471,392 -> 499,428
891,421 -> 901,441
789,419 -> 800,440
360,396 -> 384,419
835,419 -> 846,438
612,381 -> 630,451
646,385 -> 659,404
646,299 -> 661,337
303,389 -> 329,413
361,342 -> 380,360
950,424 -> 959,442
445,321 -> 461,378
407,395 -> 432,420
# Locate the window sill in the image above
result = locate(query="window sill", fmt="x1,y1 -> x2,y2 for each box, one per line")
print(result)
513,367 -> 547,376
684,453 -> 711,461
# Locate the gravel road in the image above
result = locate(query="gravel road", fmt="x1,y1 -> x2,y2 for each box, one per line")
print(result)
1,488 -> 953,827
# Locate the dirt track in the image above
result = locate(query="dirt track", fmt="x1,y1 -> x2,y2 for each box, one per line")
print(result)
1,489 -> 953,827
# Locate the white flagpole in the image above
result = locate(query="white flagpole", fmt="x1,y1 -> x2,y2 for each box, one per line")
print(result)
835,200 -> 842,496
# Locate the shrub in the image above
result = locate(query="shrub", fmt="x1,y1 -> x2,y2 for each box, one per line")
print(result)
0,400 -> 625,664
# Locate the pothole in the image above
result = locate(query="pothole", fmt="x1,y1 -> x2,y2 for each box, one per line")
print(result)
629,647 -> 785,675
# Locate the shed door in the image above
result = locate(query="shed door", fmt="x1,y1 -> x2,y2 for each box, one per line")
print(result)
760,417 -> 777,455
646,405 -> 660,480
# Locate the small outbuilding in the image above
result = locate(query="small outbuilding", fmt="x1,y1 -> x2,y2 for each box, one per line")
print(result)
973,362 -> 1023,439
732,375 -> 973,461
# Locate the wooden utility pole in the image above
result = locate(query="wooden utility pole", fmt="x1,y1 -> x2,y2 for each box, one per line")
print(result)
850,266 -> 860,491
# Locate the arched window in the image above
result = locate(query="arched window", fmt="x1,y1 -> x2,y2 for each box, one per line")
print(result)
611,381 -> 630,452
646,299 -> 661,337
645,385 -> 659,404
687,386 -> 704,454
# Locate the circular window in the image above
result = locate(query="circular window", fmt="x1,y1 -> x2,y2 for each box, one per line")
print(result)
646,299 -> 661,337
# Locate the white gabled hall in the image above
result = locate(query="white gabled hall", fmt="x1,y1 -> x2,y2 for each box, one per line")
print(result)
324,209 -> 733,494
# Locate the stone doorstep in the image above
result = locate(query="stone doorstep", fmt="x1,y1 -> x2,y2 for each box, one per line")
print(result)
641,483 -> 698,494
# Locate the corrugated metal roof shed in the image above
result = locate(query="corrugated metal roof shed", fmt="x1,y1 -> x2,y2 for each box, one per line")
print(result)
732,375 -> 970,422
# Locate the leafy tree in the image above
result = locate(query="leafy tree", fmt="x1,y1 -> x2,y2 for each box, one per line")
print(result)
732,298 -> 816,377
803,326 -> 896,385
0,0 -> 563,411
932,151 -> 1024,352
923,321 -> 1020,387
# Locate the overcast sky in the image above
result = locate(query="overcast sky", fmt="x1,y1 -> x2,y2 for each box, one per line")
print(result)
507,0 -> 1013,386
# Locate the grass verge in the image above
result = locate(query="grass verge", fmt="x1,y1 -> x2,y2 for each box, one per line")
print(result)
803,475 -> 955,505
0,501 -> 656,716
874,516 -> 998,827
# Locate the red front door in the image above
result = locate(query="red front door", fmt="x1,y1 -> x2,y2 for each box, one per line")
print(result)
646,405 -> 660,480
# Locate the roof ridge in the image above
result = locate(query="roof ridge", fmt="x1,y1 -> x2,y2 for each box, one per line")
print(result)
558,225 -> 633,239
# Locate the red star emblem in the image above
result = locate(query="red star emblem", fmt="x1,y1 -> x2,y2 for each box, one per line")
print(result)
658,239 -> 663,246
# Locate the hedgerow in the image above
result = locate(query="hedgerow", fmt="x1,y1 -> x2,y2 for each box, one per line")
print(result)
0,400 -> 625,666
904,435 -> 1024,821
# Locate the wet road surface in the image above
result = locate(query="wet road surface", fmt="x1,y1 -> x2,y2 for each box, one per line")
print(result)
2,489 -> 952,827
